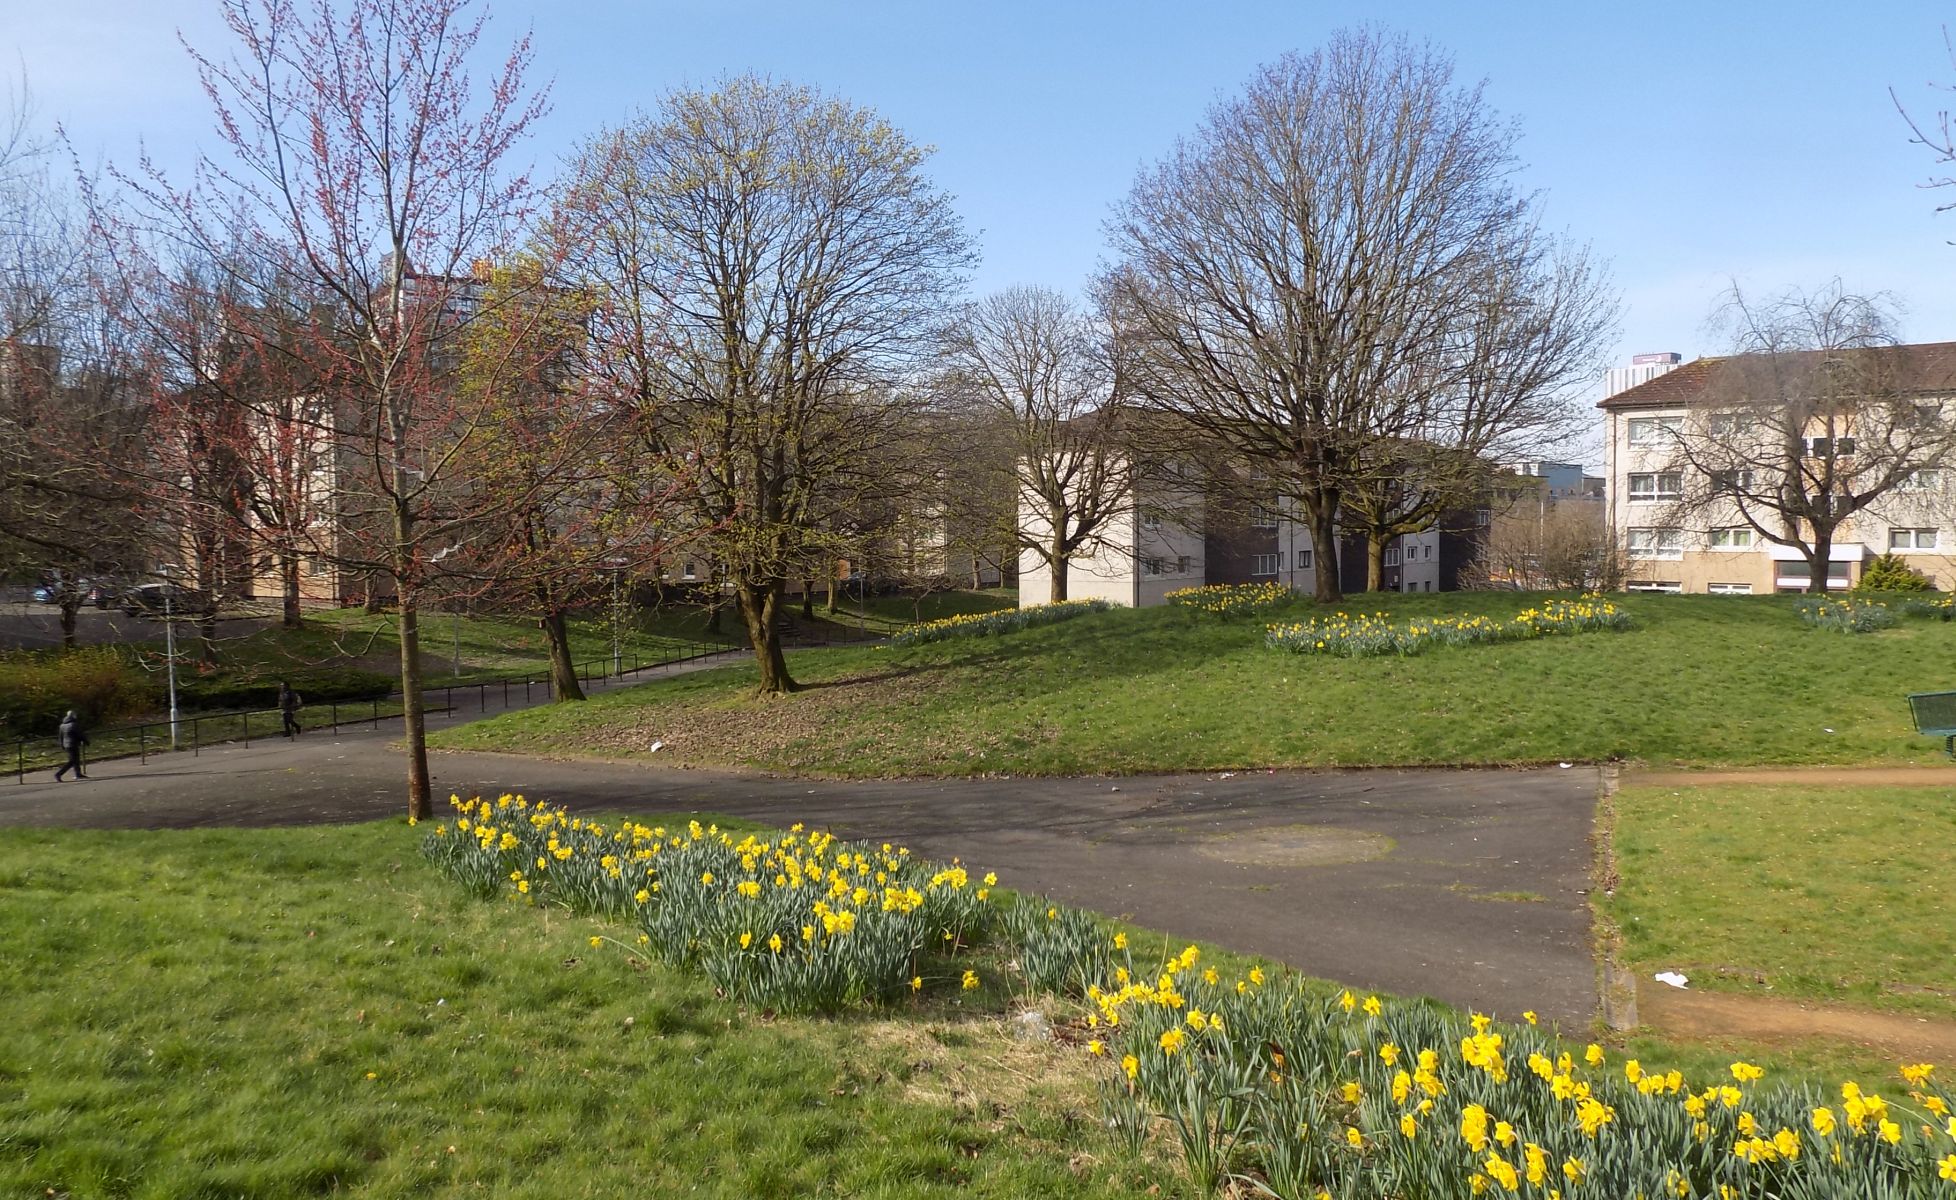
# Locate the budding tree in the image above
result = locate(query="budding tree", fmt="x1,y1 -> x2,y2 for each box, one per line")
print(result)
95,0 -> 553,819
557,76 -> 973,693
0,80 -> 152,643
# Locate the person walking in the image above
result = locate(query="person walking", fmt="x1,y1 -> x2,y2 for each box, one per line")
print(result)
52,709 -> 88,781
277,680 -> 303,738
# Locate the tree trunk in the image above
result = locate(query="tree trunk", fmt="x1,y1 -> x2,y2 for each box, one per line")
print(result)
825,573 -> 838,614
541,608 -> 585,701
1049,533 -> 1069,603
196,610 -> 219,666
363,572 -> 384,614
1805,532 -> 1834,596
703,565 -> 724,635
736,579 -> 796,694
280,550 -> 302,628
801,579 -> 815,621
1306,492 -> 1344,603
59,598 -> 79,649
397,594 -> 433,822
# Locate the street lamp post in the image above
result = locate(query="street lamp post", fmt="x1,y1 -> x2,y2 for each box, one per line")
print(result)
609,561 -> 626,676
160,565 -> 181,750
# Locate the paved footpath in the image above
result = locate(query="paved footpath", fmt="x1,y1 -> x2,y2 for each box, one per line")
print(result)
1,688 -> 1603,1025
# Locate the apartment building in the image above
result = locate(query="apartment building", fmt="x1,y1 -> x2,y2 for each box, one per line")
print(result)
1017,465 -> 1474,607
1600,343 -> 1956,593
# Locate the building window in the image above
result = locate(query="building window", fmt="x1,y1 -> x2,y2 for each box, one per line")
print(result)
1177,555 -> 1192,575
1249,503 -> 1278,529
307,558 -> 327,578
1626,580 -> 1682,593
1707,527 -> 1752,550
1141,511 -> 1163,532
1707,412 -> 1754,436
1709,468 -> 1755,492
1628,472 -> 1682,502
1707,582 -> 1753,595
1897,470 -> 1942,493
1627,527 -> 1682,560
1384,546 -> 1402,567
1424,543 -> 1432,560
1804,436 -> 1857,457
1890,527 -> 1940,551
1628,416 -> 1682,446
1250,554 -> 1279,577
1298,549 -> 1313,569
1775,561 -> 1852,592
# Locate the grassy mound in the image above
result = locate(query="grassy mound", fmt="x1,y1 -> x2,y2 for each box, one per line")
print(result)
431,593 -> 1956,776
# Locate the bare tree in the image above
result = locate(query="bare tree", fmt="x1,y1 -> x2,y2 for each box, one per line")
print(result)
938,286 -> 1133,603
1475,482 -> 1625,591
556,76 -> 973,693
1657,282 -> 1956,592
1340,233 -> 1615,589
1105,29 -> 1555,602
92,0 -> 553,819
1894,27 -> 1956,219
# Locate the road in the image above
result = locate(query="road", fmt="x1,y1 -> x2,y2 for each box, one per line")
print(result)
0,699 -> 1604,1025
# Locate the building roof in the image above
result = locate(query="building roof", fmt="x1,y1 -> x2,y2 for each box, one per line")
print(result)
1598,341 -> 1956,411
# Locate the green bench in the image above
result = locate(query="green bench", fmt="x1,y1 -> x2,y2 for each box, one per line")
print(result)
1906,691 -> 1956,759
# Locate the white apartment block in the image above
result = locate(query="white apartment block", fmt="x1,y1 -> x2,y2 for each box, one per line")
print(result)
1017,466 -> 1463,607
1600,344 -> 1956,594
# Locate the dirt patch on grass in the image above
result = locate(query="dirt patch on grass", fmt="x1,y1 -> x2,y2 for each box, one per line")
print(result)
578,668 -> 952,769
1638,980 -> 1956,1063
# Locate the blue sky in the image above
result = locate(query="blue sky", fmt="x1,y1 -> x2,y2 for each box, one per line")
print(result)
12,0 -> 1955,437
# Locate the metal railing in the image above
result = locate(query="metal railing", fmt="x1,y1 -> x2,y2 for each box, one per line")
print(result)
10,633 -> 744,783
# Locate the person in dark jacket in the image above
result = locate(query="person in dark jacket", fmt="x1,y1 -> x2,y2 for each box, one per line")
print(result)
53,710 -> 87,781
278,681 -> 303,738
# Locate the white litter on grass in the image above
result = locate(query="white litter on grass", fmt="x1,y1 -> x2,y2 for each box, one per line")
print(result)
648,740 -> 664,753
1010,1010 -> 1055,1043
1558,762 -> 1572,769
1653,971 -> 1689,989
1823,727 -> 1835,734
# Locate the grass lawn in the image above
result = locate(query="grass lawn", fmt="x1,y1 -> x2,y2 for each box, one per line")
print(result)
233,607 -> 737,687
430,592 -> 1956,775
215,589 -> 1016,688
0,820 -> 1165,1200
6,818 -> 1934,1200
1602,782 -> 1956,1020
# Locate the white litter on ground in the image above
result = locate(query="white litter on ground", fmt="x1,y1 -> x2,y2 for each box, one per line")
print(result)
1653,971 -> 1689,989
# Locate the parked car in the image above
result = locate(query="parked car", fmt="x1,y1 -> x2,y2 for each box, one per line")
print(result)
120,583 -> 214,618
31,574 -> 90,605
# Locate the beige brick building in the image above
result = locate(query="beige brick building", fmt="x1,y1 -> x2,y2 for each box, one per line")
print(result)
1601,343 -> 1956,593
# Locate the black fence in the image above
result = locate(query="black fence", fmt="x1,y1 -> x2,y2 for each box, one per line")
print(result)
11,633 -> 743,784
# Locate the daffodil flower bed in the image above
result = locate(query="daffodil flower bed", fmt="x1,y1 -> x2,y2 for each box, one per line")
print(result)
1084,942 -> 1956,1198
1166,581 -> 1294,617
1800,595 -> 1955,633
422,794 -> 1001,1012
1267,597 -> 1630,658
888,598 -> 1110,647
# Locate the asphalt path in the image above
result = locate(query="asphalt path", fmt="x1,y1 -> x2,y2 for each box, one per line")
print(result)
0,704 -> 1603,1025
